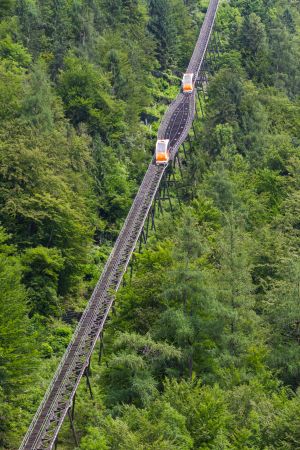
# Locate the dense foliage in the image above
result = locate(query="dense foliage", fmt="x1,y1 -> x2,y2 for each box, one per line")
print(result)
1,0 -> 300,448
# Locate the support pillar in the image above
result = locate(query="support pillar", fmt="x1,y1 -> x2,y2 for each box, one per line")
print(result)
175,153 -> 183,179
155,192 -> 163,216
182,142 -> 188,160
71,393 -> 76,421
98,332 -> 104,364
145,210 -> 150,241
138,233 -> 143,253
150,207 -> 156,231
129,256 -> 134,281
166,181 -> 173,213
68,408 -> 79,447
85,364 -> 94,400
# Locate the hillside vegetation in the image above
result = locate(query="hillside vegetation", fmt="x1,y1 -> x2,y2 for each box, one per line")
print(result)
1,0 -> 300,448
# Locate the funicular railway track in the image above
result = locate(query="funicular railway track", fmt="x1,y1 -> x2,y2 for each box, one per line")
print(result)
20,1 -> 220,448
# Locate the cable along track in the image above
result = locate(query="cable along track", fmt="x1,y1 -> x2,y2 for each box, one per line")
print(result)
20,0 -> 220,448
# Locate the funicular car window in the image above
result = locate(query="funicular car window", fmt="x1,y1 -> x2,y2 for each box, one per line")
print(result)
157,142 -> 166,153
183,74 -> 193,84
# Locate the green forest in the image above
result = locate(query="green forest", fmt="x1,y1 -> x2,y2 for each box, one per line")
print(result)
1,0 -> 300,448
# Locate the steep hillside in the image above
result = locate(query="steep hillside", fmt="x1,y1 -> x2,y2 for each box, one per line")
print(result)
1,0 -> 300,448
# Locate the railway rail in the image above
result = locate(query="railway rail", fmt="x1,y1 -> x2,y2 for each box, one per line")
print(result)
20,0 -> 220,448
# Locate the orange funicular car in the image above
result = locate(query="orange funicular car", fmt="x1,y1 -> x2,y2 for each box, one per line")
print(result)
155,139 -> 170,165
182,73 -> 194,93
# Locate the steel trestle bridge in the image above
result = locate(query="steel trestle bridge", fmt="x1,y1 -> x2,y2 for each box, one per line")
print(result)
20,1 -> 220,448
